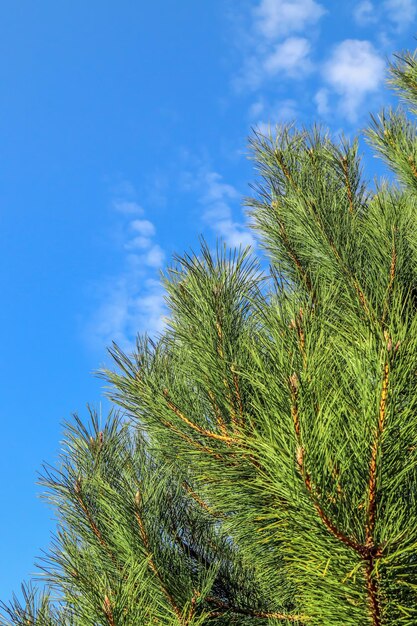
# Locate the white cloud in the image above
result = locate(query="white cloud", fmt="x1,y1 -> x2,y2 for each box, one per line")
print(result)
249,100 -> 265,118
254,0 -> 326,39
215,220 -> 255,248
131,219 -> 155,237
263,37 -> 312,77
235,0 -> 324,91
314,88 -> 330,116
144,244 -> 165,268
89,273 -> 166,352
184,168 -> 255,249
249,98 -> 298,132
383,0 -> 417,30
85,187 -> 167,352
124,219 -> 156,251
353,1 -> 378,25
200,171 -> 239,204
125,236 -> 150,250
323,40 -> 385,121
353,0 -> 416,32
113,200 -> 143,215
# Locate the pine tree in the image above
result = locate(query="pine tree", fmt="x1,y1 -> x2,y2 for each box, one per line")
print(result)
4,50 -> 417,625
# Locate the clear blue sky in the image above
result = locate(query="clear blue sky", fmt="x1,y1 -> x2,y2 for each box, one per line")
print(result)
0,0 -> 416,600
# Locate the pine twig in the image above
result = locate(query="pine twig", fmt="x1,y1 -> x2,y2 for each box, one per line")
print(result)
163,389 -> 236,444
206,596 -> 309,622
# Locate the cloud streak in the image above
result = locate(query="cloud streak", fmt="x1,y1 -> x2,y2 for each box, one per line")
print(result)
249,97 -> 298,133
353,0 -> 417,31
263,37 -> 312,78
254,0 -> 326,39
353,1 -> 378,25
236,0 -> 325,91
383,0 -> 417,31
183,168 -> 255,249
85,186 -> 167,353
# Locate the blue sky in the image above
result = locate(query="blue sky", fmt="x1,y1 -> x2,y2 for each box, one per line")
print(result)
0,0 -> 416,600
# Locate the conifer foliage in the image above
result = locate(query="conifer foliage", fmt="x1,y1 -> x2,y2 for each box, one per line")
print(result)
4,51 -> 417,625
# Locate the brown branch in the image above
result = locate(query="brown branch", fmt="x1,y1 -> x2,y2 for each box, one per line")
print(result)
366,556 -> 382,626
363,341 -> 390,626
408,154 -> 417,178
182,481 -> 225,518
353,279 -> 371,317
206,596 -> 309,622
160,417 -> 224,460
289,376 -> 369,558
74,478 -> 106,549
279,220 -> 314,295
163,389 -> 236,444
73,478 -> 120,566
207,388 -> 228,437
73,478 -> 123,582
274,150 -> 300,192
270,199 -> 314,297
103,595 -> 115,626
184,590 -> 200,625
290,308 -> 307,369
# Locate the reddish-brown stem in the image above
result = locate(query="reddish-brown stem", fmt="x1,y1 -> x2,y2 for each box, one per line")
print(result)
366,556 -> 382,626
206,596 -> 309,621
74,479 -> 120,568
160,417 -> 224,460
103,595 -> 115,626
182,481 -> 225,518
364,347 -> 390,625
408,154 -> 417,178
163,389 -> 236,444
207,388 -> 228,437
289,376 -> 370,558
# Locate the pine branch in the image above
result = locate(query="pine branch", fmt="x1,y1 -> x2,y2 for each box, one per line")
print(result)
163,388 -> 237,444
206,596 -> 309,622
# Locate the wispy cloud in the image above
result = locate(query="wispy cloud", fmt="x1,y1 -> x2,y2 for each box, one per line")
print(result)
314,88 -> 330,116
113,200 -> 144,214
254,0 -> 326,39
383,0 -> 417,31
263,37 -> 313,78
235,0 -> 325,91
321,39 -> 385,122
84,185 -> 167,353
353,1 -> 378,25
353,0 -> 417,32
183,168 -> 255,249
249,97 -> 298,133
